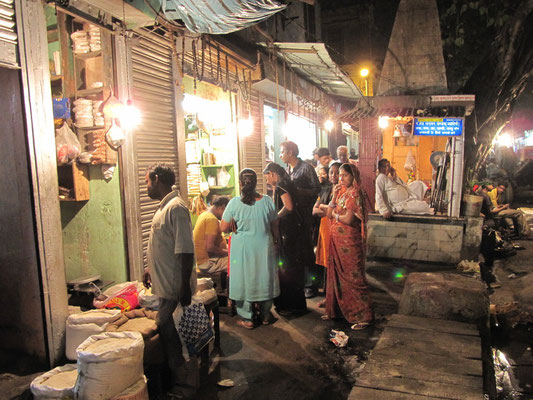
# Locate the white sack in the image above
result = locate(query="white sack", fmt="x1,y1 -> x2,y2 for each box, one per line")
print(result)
65,322 -> 106,361
74,331 -> 144,400
31,364 -> 77,400
110,376 -> 148,400
68,309 -> 121,325
138,288 -> 160,310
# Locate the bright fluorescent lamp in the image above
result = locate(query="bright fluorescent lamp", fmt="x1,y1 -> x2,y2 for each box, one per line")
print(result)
324,119 -> 334,131
378,116 -> 389,129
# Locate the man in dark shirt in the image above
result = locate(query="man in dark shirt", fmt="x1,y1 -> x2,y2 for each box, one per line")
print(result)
280,141 -> 321,299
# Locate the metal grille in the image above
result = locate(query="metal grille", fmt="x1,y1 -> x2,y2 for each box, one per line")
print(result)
0,0 -> 18,68
130,31 -> 179,267
358,117 -> 381,211
240,90 -> 265,194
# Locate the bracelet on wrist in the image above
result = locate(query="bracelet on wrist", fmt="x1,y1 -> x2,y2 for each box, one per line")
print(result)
328,202 -> 337,208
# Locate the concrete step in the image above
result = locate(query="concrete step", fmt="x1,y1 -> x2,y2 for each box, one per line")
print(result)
349,314 -> 485,400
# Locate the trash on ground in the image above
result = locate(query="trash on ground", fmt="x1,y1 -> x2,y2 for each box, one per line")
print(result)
329,329 -> 349,347
457,260 -> 480,273
217,379 -> 235,387
507,273 -> 516,279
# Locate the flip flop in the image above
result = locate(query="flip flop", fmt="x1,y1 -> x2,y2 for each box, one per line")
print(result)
237,320 -> 254,330
321,314 -> 330,321
351,322 -> 372,331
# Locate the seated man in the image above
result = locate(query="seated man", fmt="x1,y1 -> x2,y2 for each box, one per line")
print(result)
375,158 -> 432,219
489,182 -> 531,239
193,195 -> 230,278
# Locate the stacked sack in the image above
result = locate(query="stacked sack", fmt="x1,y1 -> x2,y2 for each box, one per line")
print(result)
70,30 -> 89,54
88,25 -> 101,52
72,98 -> 93,128
65,309 -> 121,361
74,331 -> 145,399
30,364 -> 78,400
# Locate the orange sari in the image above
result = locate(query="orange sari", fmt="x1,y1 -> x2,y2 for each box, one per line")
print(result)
326,185 -> 373,324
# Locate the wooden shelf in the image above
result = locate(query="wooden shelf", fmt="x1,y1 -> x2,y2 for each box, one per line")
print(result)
209,186 -> 234,190
201,164 -> 234,168
58,162 -> 90,201
74,50 -> 102,60
75,124 -> 105,131
75,87 -> 104,97
51,75 -> 63,82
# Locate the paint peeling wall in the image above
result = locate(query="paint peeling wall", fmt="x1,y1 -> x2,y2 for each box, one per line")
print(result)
61,165 -> 128,284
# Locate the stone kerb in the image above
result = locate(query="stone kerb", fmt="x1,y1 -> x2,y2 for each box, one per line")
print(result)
398,272 -> 489,324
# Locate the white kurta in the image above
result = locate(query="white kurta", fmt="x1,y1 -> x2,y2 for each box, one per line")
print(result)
375,173 -> 431,215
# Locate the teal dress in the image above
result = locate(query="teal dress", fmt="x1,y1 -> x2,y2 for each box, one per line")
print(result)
222,196 -> 279,302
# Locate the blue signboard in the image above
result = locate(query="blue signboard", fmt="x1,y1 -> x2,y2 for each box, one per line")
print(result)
413,117 -> 463,136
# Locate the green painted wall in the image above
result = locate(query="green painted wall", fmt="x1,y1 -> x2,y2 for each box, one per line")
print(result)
61,165 -> 127,284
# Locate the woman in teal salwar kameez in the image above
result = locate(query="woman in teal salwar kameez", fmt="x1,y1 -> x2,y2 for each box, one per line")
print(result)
220,169 -> 279,329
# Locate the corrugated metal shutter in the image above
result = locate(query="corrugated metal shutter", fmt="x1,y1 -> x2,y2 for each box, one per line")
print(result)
358,117 -> 381,210
0,0 -> 18,68
239,90 -> 265,194
130,30 -> 179,267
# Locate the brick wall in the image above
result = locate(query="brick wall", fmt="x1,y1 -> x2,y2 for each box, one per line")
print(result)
367,215 -> 483,264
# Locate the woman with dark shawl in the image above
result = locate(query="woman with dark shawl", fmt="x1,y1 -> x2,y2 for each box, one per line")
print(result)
263,162 -> 307,315
324,163 -> 373,330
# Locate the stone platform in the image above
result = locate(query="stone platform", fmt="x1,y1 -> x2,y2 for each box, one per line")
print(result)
349,314 -> 485,399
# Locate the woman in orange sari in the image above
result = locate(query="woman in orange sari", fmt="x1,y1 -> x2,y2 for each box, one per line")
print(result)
313,162 -> 341,308
324,163 -> 373,330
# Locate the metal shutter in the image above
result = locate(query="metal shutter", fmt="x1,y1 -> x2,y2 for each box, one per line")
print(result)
239,90 -> 266,194
130,30 -> 179,267
0,0 -> 18,68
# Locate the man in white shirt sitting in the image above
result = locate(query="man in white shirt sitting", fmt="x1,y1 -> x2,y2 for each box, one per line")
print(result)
375,158 -> 432,219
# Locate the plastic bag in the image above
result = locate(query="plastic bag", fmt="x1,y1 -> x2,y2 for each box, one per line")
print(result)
173,297 -> 213,358
138,288 -> 160,310
404,149 -> 416,172
93,282 -> 139,311
55,123 -> 81,165
30,364 -> 77,400
217,167 -> 231,187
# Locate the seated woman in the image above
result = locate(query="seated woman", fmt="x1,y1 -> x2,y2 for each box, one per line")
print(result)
312,162 -> 341,308
220,169 -> 279,329
263,162 -> 307,315
324,163 -> 374,330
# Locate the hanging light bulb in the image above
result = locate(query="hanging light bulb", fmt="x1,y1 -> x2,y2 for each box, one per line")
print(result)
118,99 -> 141,131
378,116 -> 389,129
238,117 -> 254,137
324,119 -> 334,131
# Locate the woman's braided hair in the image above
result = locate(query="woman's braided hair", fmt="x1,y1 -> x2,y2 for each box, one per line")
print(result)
239,168 -> 258,205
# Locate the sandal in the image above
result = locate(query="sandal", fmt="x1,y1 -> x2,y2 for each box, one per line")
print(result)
351,322 -> 372,331
262,312 -> 276,325
321,314 -> 330,321
317,299 -> 326,308
237,320 -> 254,330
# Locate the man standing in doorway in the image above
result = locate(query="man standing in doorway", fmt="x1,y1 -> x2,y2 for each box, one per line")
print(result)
143,163 -> 197,399
280,141 -> 321,299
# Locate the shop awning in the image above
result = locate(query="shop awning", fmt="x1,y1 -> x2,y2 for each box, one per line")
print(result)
338,94 -> 475,124
160,0 -> 286,34
260,42 -> 363,101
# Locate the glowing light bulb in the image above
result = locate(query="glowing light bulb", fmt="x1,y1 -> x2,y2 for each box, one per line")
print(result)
118,100 -> 141,131
378,116 -> 389,129
238,118 -> 254,137
324,119 -> 334,131
360,68 -> 369,77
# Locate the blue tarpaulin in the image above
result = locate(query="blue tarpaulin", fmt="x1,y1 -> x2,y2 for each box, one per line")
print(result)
161,0 -> 286,34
